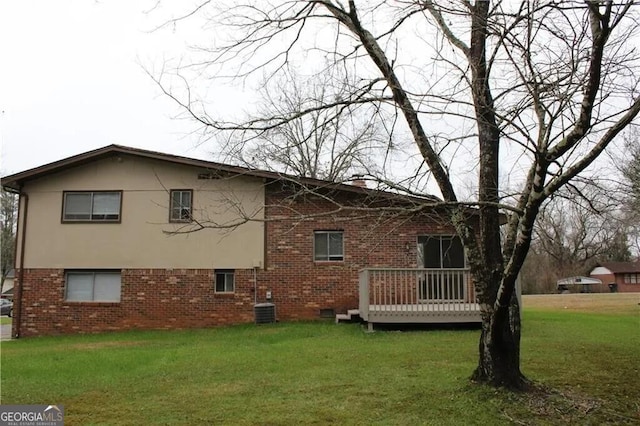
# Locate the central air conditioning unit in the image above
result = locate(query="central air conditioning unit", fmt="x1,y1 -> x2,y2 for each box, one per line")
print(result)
254,303 -> 276,324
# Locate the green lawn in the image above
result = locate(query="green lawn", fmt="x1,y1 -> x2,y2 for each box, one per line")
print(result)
1,304 -> 638,425
0,317 -> 11,325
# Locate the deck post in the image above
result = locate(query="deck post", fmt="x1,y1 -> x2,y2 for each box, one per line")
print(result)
359,269 -> 370,321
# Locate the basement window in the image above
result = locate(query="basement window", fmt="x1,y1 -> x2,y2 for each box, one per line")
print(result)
65,271 -> 121,302
319,308 -> 335,318
215,269 -> 235,293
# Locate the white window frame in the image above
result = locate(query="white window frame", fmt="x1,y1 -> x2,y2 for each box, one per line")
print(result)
624,273 -> 639,284
65,271 -> 122,302
170,189 -> 193,222
62,191 -> 122,222
215,270 -> 235,293
314,231 -> 344,262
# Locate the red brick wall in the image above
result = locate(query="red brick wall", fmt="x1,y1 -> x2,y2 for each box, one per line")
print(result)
612,273 -> 640,293
258,184 -> 456,321
13,184 -> 456,337
590,273 -> 616,293
590,272 -> 640,293
13,268 -> 257,337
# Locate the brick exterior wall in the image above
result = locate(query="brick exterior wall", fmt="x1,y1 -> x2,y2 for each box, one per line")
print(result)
590,272 -> 640,293
13,268 -> 257,337
258,184 -> 456,321
13,184 -> 456,337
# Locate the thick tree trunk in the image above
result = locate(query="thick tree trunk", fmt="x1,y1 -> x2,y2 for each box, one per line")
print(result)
471,291 -> 528,390
466,0 -> 529,390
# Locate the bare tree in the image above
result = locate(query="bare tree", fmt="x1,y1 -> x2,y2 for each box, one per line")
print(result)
542,187 -> 630,261
618,130 -> 640,256
1,190 -> 17,288
219,68 -> 397,182
152,1 -> 640,388
521,185 -> 633,293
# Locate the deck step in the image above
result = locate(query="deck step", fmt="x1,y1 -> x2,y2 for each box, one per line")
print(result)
335,309 -> 361,324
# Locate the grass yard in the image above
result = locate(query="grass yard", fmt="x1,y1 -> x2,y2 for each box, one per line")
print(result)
0,317 -> 11,325
1,294 -> 638,425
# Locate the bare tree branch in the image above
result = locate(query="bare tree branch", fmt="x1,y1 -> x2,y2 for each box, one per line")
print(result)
148,0 -> 640,389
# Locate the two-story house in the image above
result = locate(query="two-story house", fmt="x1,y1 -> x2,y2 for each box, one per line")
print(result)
2,145 -> 480,337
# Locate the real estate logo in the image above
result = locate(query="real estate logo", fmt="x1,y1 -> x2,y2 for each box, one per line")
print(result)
0,405 -> 64,426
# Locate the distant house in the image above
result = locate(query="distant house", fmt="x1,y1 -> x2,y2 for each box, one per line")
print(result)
556,276 -> 604,293
590,261 -> 640,293
1,269 -> 14,299
1,145 -> 481,337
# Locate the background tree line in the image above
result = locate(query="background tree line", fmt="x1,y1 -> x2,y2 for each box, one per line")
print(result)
149,0 -> 640,388
521,130 -> 639,294
1,190 -> 18,289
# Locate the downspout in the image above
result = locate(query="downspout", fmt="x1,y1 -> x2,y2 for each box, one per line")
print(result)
254,267 -> 257,305
11,188 -> 28,339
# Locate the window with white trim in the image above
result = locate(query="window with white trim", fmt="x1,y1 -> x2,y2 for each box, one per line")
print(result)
215,270 -> 235,293
624,273 -> 639,284
65,271 -> 122,302
63,191 -> 122,222
314,231 -> 344,261
170,189 -> 192,222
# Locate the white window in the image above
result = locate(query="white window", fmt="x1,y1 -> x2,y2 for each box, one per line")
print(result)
215,270 -> 235,293
624,274 -> 639,284
314,231 -> 344,261
170,190 -> 192,222
63,191 -> 121,222
66,271 -> 121,302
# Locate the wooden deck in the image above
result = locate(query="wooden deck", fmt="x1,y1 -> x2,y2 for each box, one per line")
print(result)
367,302 -> 481,322
357,268 -> 482,327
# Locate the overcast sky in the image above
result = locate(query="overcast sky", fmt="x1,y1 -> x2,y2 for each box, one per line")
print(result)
0,1 -> 214,176
1,1 -> 631,192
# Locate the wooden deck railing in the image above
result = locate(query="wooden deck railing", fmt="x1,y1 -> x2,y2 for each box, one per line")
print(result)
359,268 -> 481,324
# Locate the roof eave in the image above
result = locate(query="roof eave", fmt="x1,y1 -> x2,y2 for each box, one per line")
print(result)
1,144 -> 442,204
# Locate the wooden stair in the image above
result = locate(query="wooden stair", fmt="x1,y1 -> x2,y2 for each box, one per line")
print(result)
335,309 -> 361,324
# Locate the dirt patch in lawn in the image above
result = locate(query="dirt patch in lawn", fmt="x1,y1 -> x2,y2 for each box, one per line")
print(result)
504,384 -> 638,425
522,293 -> 640,314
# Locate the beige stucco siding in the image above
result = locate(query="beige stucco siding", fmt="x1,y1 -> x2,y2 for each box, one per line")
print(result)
18,155 -> 265,269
